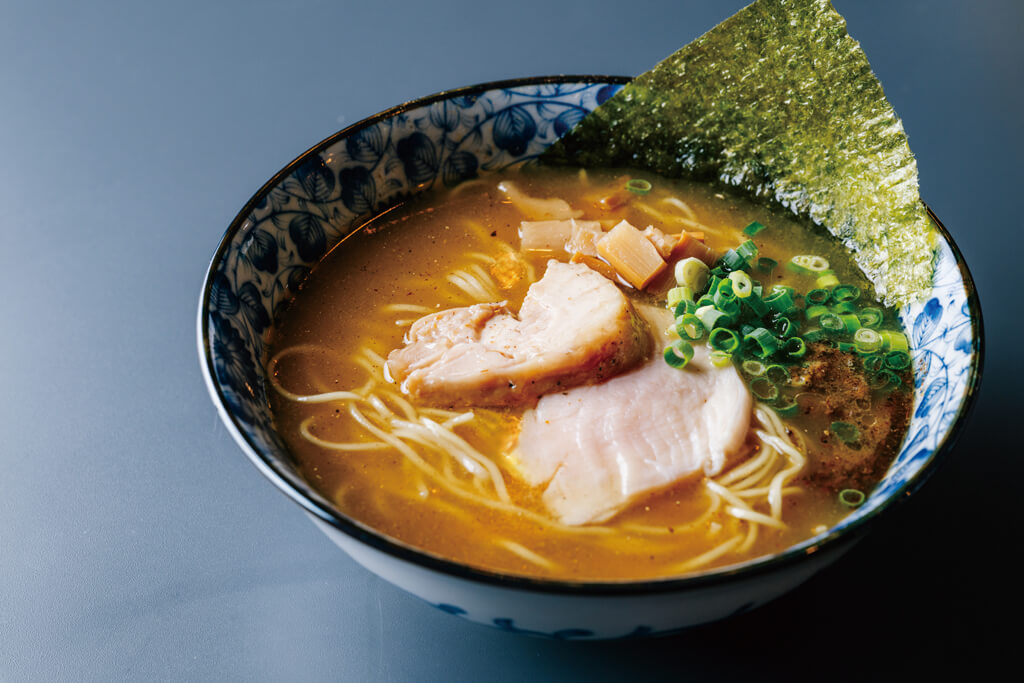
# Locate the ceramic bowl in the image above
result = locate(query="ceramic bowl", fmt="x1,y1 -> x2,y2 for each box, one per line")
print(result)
197,76 -> 983,639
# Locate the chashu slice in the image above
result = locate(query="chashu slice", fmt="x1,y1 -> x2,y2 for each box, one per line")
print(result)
386,261 -> 649,408
514,305 -> 752,525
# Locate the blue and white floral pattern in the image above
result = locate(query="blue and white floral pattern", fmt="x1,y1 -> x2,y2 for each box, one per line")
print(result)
200,77 -> 982,638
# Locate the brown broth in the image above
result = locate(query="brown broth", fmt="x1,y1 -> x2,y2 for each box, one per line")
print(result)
267,166 -> 911,581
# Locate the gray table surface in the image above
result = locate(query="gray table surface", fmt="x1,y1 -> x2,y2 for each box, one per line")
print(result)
2,0 -> 1019,680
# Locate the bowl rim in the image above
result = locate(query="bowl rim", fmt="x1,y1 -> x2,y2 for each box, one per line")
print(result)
198,74 -> 985,596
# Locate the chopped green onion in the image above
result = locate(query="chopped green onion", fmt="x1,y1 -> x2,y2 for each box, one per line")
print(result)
736,240 -> 758,262
862,354 -> 883,373
837,313 -> 860,333
858,307 -> 883,329
803,328 -> 828,343
719,249 -> 746,272
830,421 -> 861,446
773,398 -> 800,417
696,294 -> 716,309
816,271 -> 840,290
673,298 -> 697,317
884,350 -> 911,370
805,304 -> 829,320
880,330 -> 910,353
764,289 -> 797,316
743,328 -> 780,358
870,369 -> 903,391
788,254 -> 830,274
743,221 -> 766,236
853,328 -> 882,354
839,489 -> 866,507
784,336 -> 807,358
663,340 -> 694,369
806,288 -> 831,305
741,359 -> 766,376
696,305 -> 729,331
831,284 -> 861,302
765,364 -> 789,384
666,286 -> 690,309
750,377 -> 779,402
773,316 -> 797,338
675,314 -> 705,341
625,178 -> 652,194
757,257 -> 777,274
831,301 -> 859,315
819,313 -> 844,331
742,293 -> 769,317
708,327 -> 740,353
674,257 -> 709,292
713,285 -> 739,313
709,350 -> 734,368
728,270 -> 754,298
837,341 -> 856,353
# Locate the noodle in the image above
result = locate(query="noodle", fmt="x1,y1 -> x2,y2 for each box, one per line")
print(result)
268,338 -> 810,573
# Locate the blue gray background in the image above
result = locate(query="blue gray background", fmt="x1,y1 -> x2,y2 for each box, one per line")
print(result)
1,0 -> 1018,680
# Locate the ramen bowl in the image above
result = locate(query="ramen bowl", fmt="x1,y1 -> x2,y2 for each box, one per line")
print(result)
198,76 -> 983,638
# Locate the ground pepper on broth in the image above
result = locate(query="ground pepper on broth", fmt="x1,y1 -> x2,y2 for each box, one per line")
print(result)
267,166 -> 912,581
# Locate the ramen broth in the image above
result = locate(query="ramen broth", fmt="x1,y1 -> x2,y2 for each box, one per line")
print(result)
267,167 -> 912,580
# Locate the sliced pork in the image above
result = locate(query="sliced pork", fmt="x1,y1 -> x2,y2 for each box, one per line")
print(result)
386,261 -> 649,408
514,305 -> 752,525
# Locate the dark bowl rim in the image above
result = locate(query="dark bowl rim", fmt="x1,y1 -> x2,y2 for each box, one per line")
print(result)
198,74 -> 985,596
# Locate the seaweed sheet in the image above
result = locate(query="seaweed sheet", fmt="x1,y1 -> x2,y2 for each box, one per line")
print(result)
543,0 -> 936,307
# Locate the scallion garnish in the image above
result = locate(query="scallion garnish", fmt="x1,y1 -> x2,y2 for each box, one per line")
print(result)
741,359 -> 766,376
784,336 -> 807,358
884,350 -> 910,370
750,377 -> 779,402
743,221 -> 766,236
788,254 -> 830,274
625,178 -> 652,194
728,270 -> 754,298
858,307 -> 883,329
708,327 -> 740,353
675,314 -> 705,341
736,240 -> 758,262
806,288 -> 831,305
816,271 -> 840,289
709,350 -> 733,368
696,305 -> 729,331
819,313 -> 844,331
838,489 -> 866,507
743,328 -> 780,358
663,340 -> 694,368
830,421 -> 861,446
765,364 -> 790,384
831,284 -> 861,302
757,257 -> 777,274
853,328 -> 882,354
719,249 -> 746,272
675,257 -> 709,292
880,330 -> 909,353
773,397 -> 800,417
862,354 -> 883,373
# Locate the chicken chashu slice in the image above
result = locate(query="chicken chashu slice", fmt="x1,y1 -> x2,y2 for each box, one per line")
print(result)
386,261 -> 650,408
515,305 -> 752,525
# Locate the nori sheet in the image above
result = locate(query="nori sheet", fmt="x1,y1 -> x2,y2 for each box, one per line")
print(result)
542,0 -> 936,307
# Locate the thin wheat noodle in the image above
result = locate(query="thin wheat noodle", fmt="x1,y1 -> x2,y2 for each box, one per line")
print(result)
497,540 -> 560,571
659,196 -> 698,222
670,534 -> 744,573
